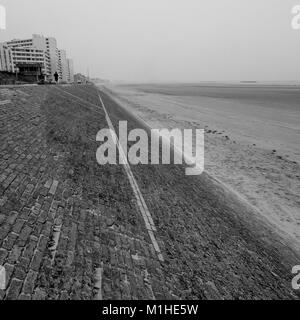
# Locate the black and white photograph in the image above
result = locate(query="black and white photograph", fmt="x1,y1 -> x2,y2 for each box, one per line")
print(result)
0,0 -> 300,309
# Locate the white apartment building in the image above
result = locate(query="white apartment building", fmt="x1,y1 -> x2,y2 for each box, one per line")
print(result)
4,34 -> 73,82
10,47 -> 46,74
44,36 -> 59,80
58,49 -> 68,83
6,35 -> 57,81
0,43 -> 14,72
67,59 -> 74,83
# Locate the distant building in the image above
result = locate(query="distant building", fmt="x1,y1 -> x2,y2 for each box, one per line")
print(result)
67,59 -> 74,83
3,34 -> 74,83
58,49 -> 68,83
74,73 -> 88,84
6,35 -> 53,80
10,47 -> 46,77
43,36 -> 59,81
0,43 -> 14,72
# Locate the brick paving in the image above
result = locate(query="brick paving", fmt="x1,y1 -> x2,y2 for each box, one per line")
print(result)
0,85 -> 299,300
0,85 -> 167,300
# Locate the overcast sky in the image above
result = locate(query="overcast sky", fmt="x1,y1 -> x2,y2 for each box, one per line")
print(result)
1,0 -> 299,82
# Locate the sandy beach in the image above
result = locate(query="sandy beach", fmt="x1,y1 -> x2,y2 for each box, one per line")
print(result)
105,83 -> 300,252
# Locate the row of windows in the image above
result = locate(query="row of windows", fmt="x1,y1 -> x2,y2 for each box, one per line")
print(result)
12,52 -> 44,56
12,50 -> 43,54
13,56 -> 44,60
12,51 -> 43,55
12,48 -> 43,51
14,59 -> 44,62
13,55 -> 44,58
8,40 -> 32,44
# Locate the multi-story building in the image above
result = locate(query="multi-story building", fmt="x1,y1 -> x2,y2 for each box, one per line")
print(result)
58,49 -> 68,83
4,34 -> 73,82
67,59 -> 74,83
6,35 -> 57,81
0,43 -> 14,72
10,47 -> 46,75
44,36 -> 59,80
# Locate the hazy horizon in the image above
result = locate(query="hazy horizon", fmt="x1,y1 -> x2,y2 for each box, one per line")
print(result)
1,0 -> 300,82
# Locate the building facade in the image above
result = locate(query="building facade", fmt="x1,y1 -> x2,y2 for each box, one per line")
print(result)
43,36 -> 59,81
58,49 -> 68,83
0,43 -> 14,72
10,47 -> 46,75
3,34 -> 73,82
74,73 -> 88,84
67,59 -> 74,83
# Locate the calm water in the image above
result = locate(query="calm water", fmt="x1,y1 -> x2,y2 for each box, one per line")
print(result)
129,83 -> 300,112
